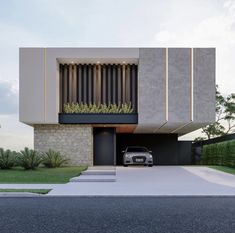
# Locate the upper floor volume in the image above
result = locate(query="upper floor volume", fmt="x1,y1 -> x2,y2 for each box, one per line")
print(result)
19,47 -> 215,135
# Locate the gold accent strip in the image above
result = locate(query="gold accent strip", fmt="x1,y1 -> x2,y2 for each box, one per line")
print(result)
44,48 -> 47,122
190,48 -> 194,121
166,48 -> 169,121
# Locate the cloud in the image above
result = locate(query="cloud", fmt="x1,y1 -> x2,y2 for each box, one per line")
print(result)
154,31 -> 176,43
0,80 -> 18,114
152,0 -> 235,95
0,114 -> 33,150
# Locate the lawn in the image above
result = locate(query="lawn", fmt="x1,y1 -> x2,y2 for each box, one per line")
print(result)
0,166 -> 86,184
0,189 -> 51,194
209,166 -> 235,175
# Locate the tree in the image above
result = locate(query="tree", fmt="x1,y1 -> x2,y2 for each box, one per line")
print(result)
196,85 -> 235,140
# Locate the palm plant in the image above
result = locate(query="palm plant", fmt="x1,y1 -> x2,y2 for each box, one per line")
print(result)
17,147 -> 42,170
0,148 -> 16,169
42,149 -> 68,168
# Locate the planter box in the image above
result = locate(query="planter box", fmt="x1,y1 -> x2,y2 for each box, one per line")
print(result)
59,113 -> 138,124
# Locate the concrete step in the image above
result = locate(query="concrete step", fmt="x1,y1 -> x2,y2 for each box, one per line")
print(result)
82,170 -> 116,175
87,166 -> 116,170
70,175 -> 116,182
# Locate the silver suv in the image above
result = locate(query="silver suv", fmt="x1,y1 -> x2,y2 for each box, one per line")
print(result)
122,146 -> 153,167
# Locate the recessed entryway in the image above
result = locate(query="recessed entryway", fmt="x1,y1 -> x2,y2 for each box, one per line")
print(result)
93,127 -> 116,165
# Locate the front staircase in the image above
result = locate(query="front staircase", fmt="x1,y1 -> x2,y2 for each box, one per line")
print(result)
70,166 -> 116,182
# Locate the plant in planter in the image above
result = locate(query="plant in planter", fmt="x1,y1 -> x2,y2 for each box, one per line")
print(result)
17,147 -> 42,170
63,102 -> 134,114
0,148 -> 16,169
42,149 -> 69,168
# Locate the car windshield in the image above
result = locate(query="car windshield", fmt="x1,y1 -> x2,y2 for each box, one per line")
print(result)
127,147 -> 148,152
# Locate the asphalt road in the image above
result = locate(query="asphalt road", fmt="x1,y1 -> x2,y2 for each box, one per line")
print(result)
0,197 -> 235,233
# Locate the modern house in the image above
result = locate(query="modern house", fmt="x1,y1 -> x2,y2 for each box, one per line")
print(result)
19,48 -> 215,166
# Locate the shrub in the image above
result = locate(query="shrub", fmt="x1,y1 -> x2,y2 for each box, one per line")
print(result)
206,144 -> 213,165
0,148 -> 16,169
211,143 -> 220,165
227,140 -> 235,167
217,142 -> 227,165
42,149 -> 68,168
63,102 -> 134,114
202,145 -> 209,165
201,139 -> 235,167
18,147 -> 42,170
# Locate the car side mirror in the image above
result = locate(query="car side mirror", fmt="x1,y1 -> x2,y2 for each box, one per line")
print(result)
149,151 -> 152,153
122,150 -> 125,153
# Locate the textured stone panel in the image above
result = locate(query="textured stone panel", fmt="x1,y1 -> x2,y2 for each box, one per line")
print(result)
34,124 -> 93,166
135,48 -> 166,132
168,48 -> 191,122
194,48 -> 215,123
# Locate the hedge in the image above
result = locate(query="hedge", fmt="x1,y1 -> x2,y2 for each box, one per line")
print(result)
201,139 -> 235,167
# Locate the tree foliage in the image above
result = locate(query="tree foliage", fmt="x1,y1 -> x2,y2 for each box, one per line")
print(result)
196,85 -> 235,140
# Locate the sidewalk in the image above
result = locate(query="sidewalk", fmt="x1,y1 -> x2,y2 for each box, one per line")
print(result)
1,166 -> 235,197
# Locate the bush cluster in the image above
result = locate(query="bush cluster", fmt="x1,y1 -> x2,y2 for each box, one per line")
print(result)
0,148 -> 68,170
63,102 -> 134,114
201,140 -> 235,167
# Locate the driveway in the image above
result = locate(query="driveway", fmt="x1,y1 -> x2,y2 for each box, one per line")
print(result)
48,166 -> 235,196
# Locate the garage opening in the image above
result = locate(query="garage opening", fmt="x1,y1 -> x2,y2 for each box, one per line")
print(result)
116,133 -> 179,165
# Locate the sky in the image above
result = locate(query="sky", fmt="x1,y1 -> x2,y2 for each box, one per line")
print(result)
0,0 -> 235,150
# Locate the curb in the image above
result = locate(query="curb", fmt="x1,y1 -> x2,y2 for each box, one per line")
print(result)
1,194 -> 235,198
0,192 -> 43,197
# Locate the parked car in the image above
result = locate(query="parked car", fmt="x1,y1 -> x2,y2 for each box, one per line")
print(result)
122,146 -> 153,167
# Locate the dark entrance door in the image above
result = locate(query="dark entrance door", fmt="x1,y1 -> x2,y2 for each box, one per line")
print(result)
93,128 -> 116,165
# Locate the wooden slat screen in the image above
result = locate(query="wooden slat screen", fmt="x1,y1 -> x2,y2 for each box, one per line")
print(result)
60,63 -> 138,112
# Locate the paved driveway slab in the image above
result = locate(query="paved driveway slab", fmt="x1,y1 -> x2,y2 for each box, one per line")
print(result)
48,166 -> 235,196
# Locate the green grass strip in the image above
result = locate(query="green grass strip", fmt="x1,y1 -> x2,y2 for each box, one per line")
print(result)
0,166 -> 87,184
0,189 -> 51,194
209,166 -> 235,175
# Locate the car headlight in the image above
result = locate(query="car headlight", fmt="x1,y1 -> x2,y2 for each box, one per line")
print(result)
149,155 -> 153,159
125,154 -> 131,159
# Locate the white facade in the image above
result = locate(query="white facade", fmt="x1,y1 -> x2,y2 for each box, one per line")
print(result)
19,47 -> 215,135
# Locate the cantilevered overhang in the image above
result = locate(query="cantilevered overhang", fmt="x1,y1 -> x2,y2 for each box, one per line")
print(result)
134,48 -> 215,135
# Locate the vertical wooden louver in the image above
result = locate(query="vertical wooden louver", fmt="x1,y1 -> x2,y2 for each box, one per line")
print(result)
60,63 -> 138,112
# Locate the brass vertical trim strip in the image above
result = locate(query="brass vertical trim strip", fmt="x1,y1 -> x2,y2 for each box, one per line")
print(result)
126,64 -> 130,103
97,64 -> 101,104
102,65 -> 106,104
117,65 -> 122,104
69,64 -> 73,103
107,64 -> 111,104
73,65 -> 77,102
63,64 -> 68,104
78,64 -> 82,103
122,64 -> 126,103
112,65 -> 116,104
83,65 -> 87,103
43,48 -> 47,122
88,64 -> 92,104
166,48 -> 169,121
93,65 -> 96,104
190,48 -> 194,121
